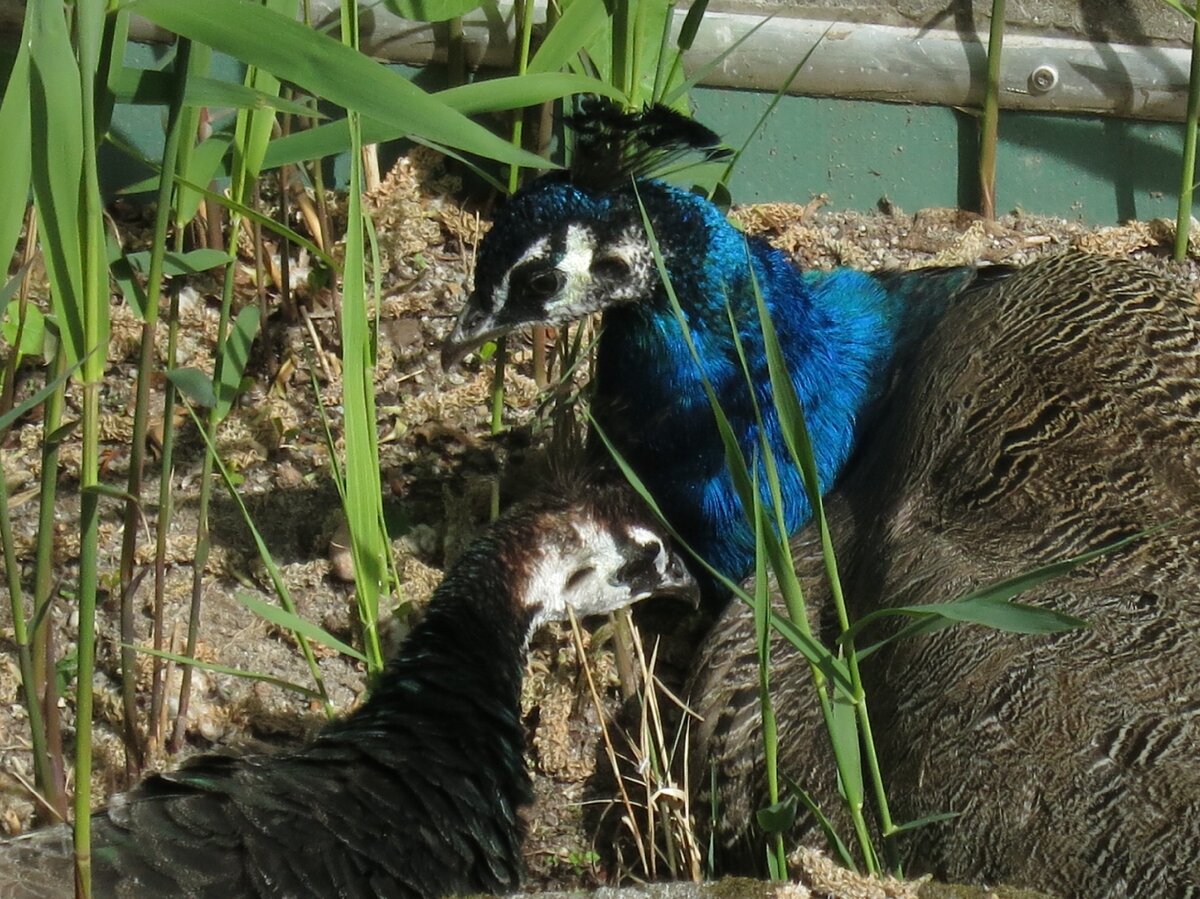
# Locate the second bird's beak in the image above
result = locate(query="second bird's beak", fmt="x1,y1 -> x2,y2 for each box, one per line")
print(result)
659,556 -> 701,609
622,543 -> 701,609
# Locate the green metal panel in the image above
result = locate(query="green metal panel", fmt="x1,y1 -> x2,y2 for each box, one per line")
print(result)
691,88 -> 1192,222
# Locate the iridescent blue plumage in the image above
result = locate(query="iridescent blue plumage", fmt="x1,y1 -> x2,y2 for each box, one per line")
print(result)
584,181 -> 985,583
444,108 -> 995,593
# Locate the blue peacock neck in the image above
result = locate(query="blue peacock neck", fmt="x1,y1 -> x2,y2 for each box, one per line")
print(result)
592,182 -> 907,588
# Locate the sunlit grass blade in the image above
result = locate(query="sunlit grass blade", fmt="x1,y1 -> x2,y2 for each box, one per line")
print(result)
577,0 -> 680,107
751,263 -> 821,516
439,71 -> 624,112
782,775 -> 858,870
721,299 -> 812,630
0,397 -> 53,834
0,3 -> 32,274
338,0 -> 388,674
749,470 -> 789,877
29,1 -> 87,367
127,0 -> 550,170
767,613 -> 853,695
231,0 -> 293,208
127,646 -> 321,698
256,123 -> 508,194
0,295 -> 45,366
979,0 -> 1005,218
168,42 -> 213,231
214,305 -> 261,421
124,248 -> 233,275
168,367 -> 218,408
234,594 -> 367,662
1171,1 -> 1200,260
173,394 -> 334,711
112,68 -> 322,118
829,693 -> 863,811
848,531 -> 1156,661
631,187 -> 757,519
880,595 -> 1086,636
0,261 -> 34,311
0,355 -> 84,433
175,130 -> 228,226
751,253 -> 896,871
528,0 -> 608,74
888,811 -> 960,835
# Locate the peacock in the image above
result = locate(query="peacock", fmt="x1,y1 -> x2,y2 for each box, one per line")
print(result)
443,100 -> 1200,893
685,251 -> 1200,898
0,479 -> 696,899
442,98 -> 1001,595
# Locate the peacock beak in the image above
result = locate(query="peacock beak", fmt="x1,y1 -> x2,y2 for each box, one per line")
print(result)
441,295 -> 503,371
618,540 -> 700,608
658,553 -> 701,608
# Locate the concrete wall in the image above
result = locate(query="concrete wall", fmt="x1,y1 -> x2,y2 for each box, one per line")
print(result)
711,0 -> 1192,46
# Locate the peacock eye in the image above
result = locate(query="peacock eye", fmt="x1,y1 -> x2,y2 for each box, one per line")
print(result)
592,255 -> 631,281
516,266 -> 564,301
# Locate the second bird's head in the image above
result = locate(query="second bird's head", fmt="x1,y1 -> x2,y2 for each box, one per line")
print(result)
520,480 -> 699,630
445,476 -> 699,636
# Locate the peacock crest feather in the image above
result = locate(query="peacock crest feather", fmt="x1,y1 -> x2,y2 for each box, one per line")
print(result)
564,96 -> 732,192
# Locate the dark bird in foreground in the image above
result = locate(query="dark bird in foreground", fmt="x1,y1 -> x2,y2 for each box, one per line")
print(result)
686,252 -> 1200,898
443,99 -> 999,593
0,481 -> 696,899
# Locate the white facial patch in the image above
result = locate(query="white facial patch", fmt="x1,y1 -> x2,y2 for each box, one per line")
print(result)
604,227 -> 656,302
627,523 -> 675,582
524,516 -> 666,637
542,224 -> 597,319
493,235 -> 553,310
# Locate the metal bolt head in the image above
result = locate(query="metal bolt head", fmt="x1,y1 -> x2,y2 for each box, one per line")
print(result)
1030,64 -> 1059,93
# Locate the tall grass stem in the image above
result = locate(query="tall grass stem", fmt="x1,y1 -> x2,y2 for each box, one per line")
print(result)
979,0 -> 1006,219
1176,10 -> 1200,261
31,346 -> 68,820
71,1 -> 117,890
0,437 -> 51,822
116,36 -> 193,773
338,0 -> 388,674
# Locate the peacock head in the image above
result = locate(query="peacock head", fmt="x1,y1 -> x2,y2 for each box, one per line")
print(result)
514,479 -> 699,632
441,177 -> 665,368
442,98 -> 732,369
